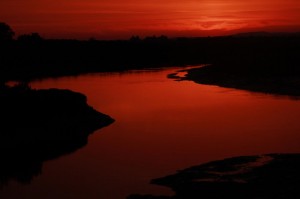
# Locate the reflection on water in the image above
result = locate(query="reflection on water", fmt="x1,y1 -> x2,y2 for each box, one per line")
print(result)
1,66 -> 300,199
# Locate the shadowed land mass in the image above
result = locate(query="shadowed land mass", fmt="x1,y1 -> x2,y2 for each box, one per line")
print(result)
128,153 -> 300,199
0,23 -> 115,187
183,62 -> 300,98
1,22 -> 300,88
0,84 -> 114,187
173,32 -> 300,97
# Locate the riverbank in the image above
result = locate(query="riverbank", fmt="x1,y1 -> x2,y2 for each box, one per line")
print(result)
1,34 -> 299,82
128,153 -> 300,199
183,64 -> 300,98
0,85 -> 114,186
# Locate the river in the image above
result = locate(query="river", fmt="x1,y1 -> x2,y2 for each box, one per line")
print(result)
1,66 -> 300,199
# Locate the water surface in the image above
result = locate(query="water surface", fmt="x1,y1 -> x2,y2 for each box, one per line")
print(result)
1,66 -> 300,199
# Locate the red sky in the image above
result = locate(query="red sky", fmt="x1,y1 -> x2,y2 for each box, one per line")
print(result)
1,0 -> 300,39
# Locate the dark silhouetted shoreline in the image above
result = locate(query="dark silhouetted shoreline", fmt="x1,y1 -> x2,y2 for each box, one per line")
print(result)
0,84 -> 114,187
128,153 -> 300,199
184,64 -> 300,97
176,34 -> 300,97
1,26 -> 300,85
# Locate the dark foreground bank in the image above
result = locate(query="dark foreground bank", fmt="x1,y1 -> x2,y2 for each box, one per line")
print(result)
128,153 -> 300,199
0,85 -> 114,186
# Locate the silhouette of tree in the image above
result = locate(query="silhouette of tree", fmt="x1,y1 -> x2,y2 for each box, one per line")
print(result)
17,32 -> 43,43
130,35 -> 141,42
0,22 -> 14,42
0,23 -> 14,87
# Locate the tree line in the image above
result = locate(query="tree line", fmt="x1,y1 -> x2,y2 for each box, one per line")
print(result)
1,22 -> 300,83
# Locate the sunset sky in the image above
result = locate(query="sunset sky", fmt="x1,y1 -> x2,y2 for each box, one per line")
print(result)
1,0 -> 300,39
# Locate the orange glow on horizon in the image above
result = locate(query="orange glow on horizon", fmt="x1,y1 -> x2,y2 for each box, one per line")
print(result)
0,0 -> 300,39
